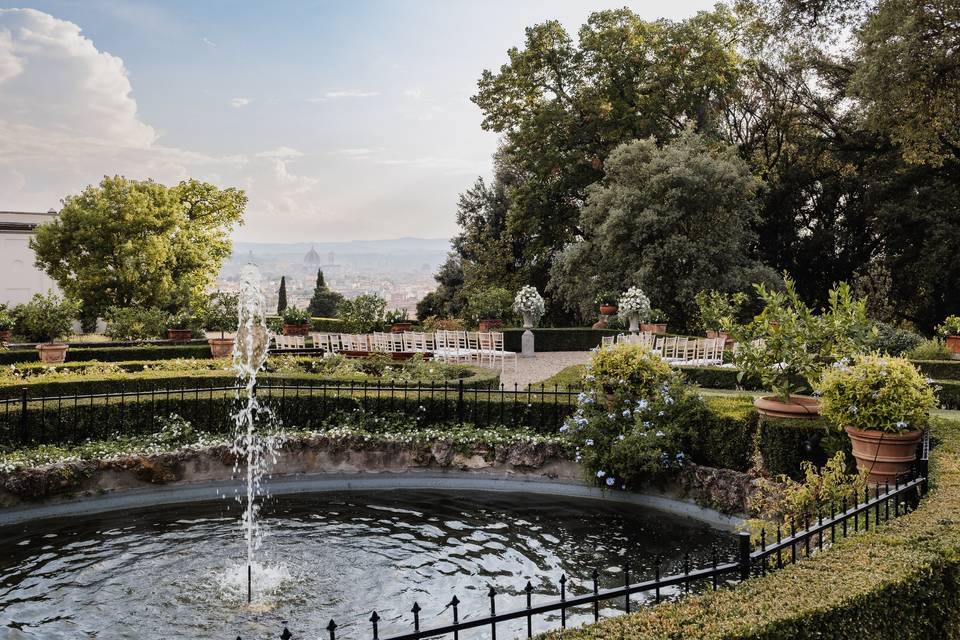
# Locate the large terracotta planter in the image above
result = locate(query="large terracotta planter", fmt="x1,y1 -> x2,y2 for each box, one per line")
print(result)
641,323 -> 667,334
478,319 -> 503,332
208,337 -> 235,358
282,324 -> 310,336
845,426 -> 922,485
754,395 -> 821,419
599,304 -> 618,316
167,328 -> 193,341
37,343 -> 68,364
0,329 -> 11,344
391,322 -> 413,334
706,329 -> 733,347
947,335 -> 960,360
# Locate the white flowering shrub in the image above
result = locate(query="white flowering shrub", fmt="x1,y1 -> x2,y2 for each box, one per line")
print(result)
617,286 -> 651,320
513,285 -> 546,320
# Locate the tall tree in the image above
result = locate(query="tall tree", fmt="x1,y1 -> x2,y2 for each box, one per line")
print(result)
307,269 -> 343,317
277,276 -> 288,315
31,176 -> 245,322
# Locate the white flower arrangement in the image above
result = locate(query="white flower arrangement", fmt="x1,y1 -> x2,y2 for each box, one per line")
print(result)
513,285 -> 546,319
617,286 -> 651,320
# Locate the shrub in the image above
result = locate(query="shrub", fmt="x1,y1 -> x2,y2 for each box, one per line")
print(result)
339,294 -> 387,333
907,337 -> 952,360
103,306 -> 167,341
203,291 -> 239,337
694,290 -> 747,332
421,316 -> 466,332
0,305 -> 14,331
14,292 -> 79,343
166,309 -> 200,331
281,305 -> 311,325
585,343 -> 673,401
870,321 -> 924,355
818,354 -> 937,433
594,290 -> 618,306
938,315 -> 960,337
384,308 -> 410,324
466,287 -> 514,323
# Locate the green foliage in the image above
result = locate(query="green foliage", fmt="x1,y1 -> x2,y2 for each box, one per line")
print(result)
937,315 -> 960,338
818,354 -> 937,433
417,255 -> 467,321
465,286 -> 514,323
870,322 -> 924,356
0,344 -> 210,366
758,416 -> 848,480
907,338 -> 953,361
202,291 -> 238,336
166,309 -> 200,331
103,306 -> 167,341
338,294 -> 387,333
585,343 -> 673,400
281,305 -> 310,325
549,131 -> 773,328
384,308 -> 410,325
30,176 -> 245,319
695,290 -> 748,332
13,292 -> 79,343
307,269 -> 343,318
594,291 -> 618,306
277,276 -> 288,314
0,305 -> 14,331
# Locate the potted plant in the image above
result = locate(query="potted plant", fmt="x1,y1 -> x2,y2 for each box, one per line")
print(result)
617,286 -> 651,333
0,304 -> 14,344
513,285 -> 545,329
468,287 -> 513,332
819,354 -> 937,484
385,308 -> 413,333
641,308 -> 668,335
728,278 -> 872,419
937,315 -> 960,359
695,290 -> 747,341
281,305 -> 311,336
203,291 -> 239,357
166,309 -> 197,340
16,292 -> 79,364
595,291 -> 618,317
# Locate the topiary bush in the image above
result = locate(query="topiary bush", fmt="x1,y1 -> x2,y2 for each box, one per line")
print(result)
869,321 -> 924,356
103,306 -> 167,341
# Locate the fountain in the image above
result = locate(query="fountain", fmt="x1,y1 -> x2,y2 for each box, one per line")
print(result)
230,264 -> 275,604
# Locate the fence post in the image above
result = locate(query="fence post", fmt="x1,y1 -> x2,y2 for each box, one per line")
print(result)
738,531 -> 752,580
457,379 -> 465,427
19,386 -> 28,443
919,457 -> 929,497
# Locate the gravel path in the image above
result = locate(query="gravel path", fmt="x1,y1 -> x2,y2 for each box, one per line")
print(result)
495,351 -> 592,389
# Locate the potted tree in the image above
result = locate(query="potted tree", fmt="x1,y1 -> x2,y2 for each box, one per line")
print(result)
695,290 -> 747,342
0,304 -> 14,344
596,291 -> 618,317
819,354 -> 937,484
469,287 -> 513,332
204,291 -> 239,358
641,308 -> 668,335
166,309 -> 197,341
937,315 -> 960,359
617,286 -> 651,333
513,285 -> 545,328
281,305 -> 311,336
17,292 -> 79,364
385,308 -> 413,333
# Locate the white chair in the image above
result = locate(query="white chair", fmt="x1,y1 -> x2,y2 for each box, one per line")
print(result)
488,332 -> 517,372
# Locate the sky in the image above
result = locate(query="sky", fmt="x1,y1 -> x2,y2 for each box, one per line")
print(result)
0,0 -> 719,243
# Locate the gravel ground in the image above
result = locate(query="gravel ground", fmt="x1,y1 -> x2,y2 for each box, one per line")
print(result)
493,351 -> 593,389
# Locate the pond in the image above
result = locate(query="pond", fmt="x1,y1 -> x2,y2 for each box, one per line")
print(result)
0,490 -> 737,639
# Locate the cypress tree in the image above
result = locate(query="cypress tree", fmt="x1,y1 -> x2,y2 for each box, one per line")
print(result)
308,268 -> 343,317
277,276 -> 288,314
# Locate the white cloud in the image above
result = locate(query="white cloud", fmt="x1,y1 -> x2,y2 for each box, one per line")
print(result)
403,88 -> 422,100
338,147 -> 384,158
202,37 -> 216,48
256,146 -> 304,159
230,96 -> 250,109
309,89 -> 380,101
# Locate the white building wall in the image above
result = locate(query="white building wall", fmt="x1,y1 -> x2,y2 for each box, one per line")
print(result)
0,211 -> 59,305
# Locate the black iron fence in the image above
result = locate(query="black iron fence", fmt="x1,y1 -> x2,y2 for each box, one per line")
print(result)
0,380 -> 581,447
239,471 -> 927,640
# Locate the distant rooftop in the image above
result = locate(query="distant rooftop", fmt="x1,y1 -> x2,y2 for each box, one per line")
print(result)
0,209 -> 57,233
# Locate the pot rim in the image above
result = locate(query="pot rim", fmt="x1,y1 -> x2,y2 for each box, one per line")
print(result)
844,425 -> 923,441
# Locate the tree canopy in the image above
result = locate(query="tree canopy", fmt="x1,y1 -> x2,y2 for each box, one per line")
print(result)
307,269 -> 344,318
32,176 -> 245,321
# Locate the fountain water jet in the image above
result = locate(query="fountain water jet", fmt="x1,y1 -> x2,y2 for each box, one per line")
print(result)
230,264 -> 275,604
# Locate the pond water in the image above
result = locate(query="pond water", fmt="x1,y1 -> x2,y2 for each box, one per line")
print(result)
0,490 -> 737,639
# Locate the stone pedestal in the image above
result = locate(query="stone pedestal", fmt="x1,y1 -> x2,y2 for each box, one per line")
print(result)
521,329 -> 535,358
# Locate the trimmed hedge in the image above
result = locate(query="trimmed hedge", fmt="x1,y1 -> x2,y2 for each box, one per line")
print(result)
686,396 -> 757,472
542,418 -> 960,640
912,359 -> 960,381
0,344 -> 212,365
502,328 -> 621,352
758,416 -> 852,478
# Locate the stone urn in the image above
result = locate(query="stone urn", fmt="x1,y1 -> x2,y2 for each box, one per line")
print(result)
522,311 -> 535,329
208,337 -> 235,358
37,343 -> 68,364
628,313 -> 640,333
845,426 -> 922,485
754,395 -> 822,419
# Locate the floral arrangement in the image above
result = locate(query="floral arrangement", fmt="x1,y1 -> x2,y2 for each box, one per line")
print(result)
513,285 -> 546,319
937,315 -> 960,338
616,286 -> 651,320
817,354 -> 938,434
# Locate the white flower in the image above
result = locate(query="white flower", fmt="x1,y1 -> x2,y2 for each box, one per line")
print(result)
596,470 -> 606,478
513,286 -> 546,318
605,476 -> 615,487
896,420 -> 908,430
616,286 -> 651,319
655,431 -> 665,437
585,439 -> 594,446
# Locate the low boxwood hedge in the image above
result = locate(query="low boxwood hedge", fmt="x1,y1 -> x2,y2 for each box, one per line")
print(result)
540,417 -> 960,640
0,344 -> 212,365
502,328 -> 621,352
912,359 -> 960,381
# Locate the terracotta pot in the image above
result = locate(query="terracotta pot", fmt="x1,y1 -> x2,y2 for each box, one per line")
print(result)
599,304 -> 617,316
208,337 -> 235,358
754,395 -> 821,419
845,426 -> 922,485
706,329 -> 734,348
478,319 -> 503,332
166,328 -> 193,341
947,335 -> 960,359
641,323 -> 667,334
282,323 -> 310,336
391,322 -> 413,334
0,329 -> 11,344
36,343 -> 68,364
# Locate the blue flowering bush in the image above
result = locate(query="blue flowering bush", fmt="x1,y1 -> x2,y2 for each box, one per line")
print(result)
565,344 -> 709,488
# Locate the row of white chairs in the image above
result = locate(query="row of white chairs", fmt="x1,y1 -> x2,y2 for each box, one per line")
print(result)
601,333 -> 727,366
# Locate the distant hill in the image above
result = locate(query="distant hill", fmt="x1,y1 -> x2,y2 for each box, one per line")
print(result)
232,237 -> 451,256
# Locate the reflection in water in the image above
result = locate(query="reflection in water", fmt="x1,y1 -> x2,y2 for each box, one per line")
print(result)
0,490 -> 736,639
